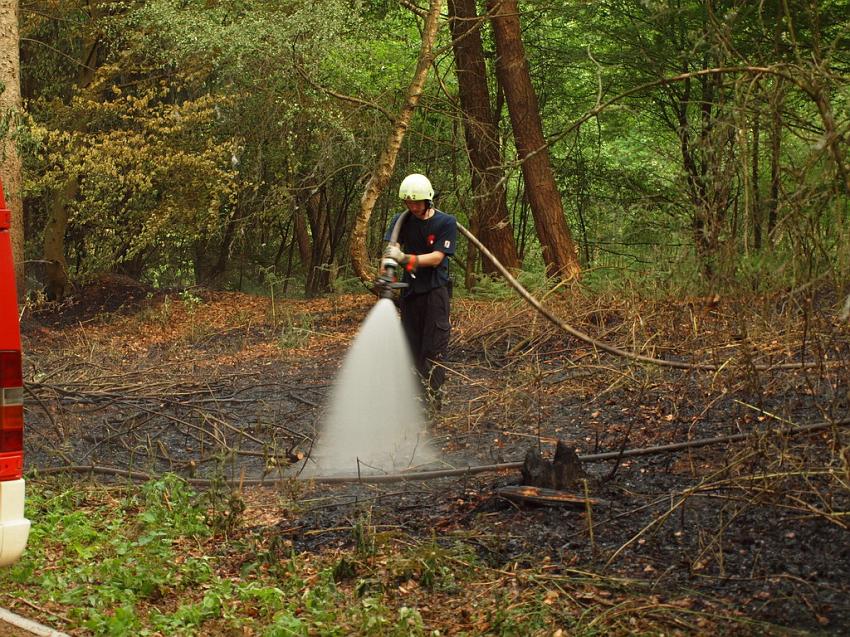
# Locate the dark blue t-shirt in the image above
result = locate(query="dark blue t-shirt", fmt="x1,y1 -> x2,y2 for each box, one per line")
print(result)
384,209 -> 457,295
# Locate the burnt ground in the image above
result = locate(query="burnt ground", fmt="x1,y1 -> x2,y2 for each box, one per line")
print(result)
19,282 -> 850,634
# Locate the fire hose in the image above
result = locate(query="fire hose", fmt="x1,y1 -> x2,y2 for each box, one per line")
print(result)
37,418 -> 848,486
35,220 -> 841,487
456,222 -> 820,372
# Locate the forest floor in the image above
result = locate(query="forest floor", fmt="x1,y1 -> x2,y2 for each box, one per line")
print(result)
17,275 -> 850,635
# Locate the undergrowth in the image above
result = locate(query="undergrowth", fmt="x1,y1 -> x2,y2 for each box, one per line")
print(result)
0,475 -> 784,636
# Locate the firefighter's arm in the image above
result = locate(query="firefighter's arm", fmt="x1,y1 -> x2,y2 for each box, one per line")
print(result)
384,244 -> 445,272
413,250 -> 446,269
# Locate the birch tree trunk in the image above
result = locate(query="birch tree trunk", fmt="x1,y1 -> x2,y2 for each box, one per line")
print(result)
350,0 -> 442,283
488,0 -> 580,280
0,0 -> 23,297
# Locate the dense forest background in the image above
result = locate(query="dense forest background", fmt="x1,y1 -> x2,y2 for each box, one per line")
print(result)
11,0 -> 850,301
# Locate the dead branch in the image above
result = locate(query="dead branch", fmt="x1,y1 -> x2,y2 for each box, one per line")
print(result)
35,418 -> 850,486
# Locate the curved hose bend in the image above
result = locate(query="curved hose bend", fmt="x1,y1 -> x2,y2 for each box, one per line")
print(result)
389,211 -> 409,245
457,222 -> 817,373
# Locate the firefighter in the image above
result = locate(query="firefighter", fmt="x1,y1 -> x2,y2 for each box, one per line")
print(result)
383,173 -> 457,409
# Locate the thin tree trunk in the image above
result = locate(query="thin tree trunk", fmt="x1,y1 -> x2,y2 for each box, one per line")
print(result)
448,0 -> 519,274
488,0 -> 580,280
350,0 -> 442,284
768,88 -> 782,239
208,208 -> 239,283
293,205 -> 311,276
0,0 -> 23,297
282,226 -> 298,296
43,176 -> 78,300
752,113 -> 762,250
305,186 -> 330,297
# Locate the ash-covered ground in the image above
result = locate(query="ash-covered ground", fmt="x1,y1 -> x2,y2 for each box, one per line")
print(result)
21,283 -> 850,633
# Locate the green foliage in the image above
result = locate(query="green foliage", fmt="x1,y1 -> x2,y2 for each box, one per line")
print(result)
353,510 -> 378,558
3,476 -> 219,634
0,477 -> 767,634
277,311 -> 313,350
27,84 -> 238,278
137,473 -> 212,538
21,0 -> 397,290
470,270 -> 557,300
387,538 -> 471,593
197,475 -> 247,535
178,289 -> 204,312
18,0 -> 850,298
148,584 -> 230,635
486,591 -> 553,636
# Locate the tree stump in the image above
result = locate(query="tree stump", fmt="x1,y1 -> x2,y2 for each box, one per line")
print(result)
552,440 -> 586,490
521,448 -> 555,488
521,441 -> 586,490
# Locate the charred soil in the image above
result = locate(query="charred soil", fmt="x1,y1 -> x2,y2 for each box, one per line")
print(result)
21,281 -> 850,634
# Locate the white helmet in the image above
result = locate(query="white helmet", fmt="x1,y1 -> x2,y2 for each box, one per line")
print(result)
398,173 -> 434,201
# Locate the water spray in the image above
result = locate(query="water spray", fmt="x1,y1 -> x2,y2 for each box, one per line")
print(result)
304,210 -> 438,476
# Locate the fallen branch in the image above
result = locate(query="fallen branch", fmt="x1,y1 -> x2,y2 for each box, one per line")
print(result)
34,418 -> 849,486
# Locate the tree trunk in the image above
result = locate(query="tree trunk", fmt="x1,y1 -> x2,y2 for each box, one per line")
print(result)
305,185 -> 331,297
40,32 -> 100,300
0,0 -> 23,297
766,9 -> 786,242
211,210 -> 239,283
43,176 -> 78,300
752,113 -> 762,251
293,204 -> 311,277
767,87 -> 782,240
673,71 -> 733,280
488,0 -> 580,280
350,0 -> 442,284
448,0 -> 519,274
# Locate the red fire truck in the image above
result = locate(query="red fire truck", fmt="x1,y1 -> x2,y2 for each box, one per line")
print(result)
0,179 -> 29,565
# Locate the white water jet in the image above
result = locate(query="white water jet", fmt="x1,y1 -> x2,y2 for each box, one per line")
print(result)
306,298 -> 435,475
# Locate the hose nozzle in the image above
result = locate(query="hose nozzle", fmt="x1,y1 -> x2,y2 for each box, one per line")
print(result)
374,257 -> 407,299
